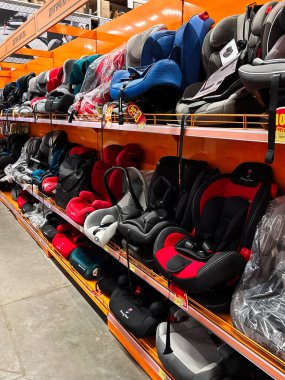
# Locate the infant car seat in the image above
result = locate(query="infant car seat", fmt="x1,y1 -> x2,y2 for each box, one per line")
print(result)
84,166 -> 150,248
154,162 -> 273,311
157,311 -> 249,380
109,280 -> 167,338
238,1 -> 285,163
176,2 -> 277,124
118,157 -> 209,264
231,196 -> 285,361
66,144 -> 143,225
110,13 -> 214,115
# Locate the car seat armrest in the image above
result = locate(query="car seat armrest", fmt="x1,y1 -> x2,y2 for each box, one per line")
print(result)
79,190 -> 96,203
203,80 -> 242,102
196,251 -> 245,292
253,58 -> 285,66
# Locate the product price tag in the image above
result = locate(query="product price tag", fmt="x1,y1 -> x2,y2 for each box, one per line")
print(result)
104,104 -> 115,127
173,293 -> 188,310
158,368 -> 167,380
126,102 -> 146,129
104,245 -> 109,253
130,263 -> 136,273
275,107 -> 285,143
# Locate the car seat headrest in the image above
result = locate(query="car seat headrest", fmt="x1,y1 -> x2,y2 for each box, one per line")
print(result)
251,1 -> 277,37
62,59 -> 75,84
126,24 -> 167,69
231,162 -> 273,187
116,144 -> 143,167
68,146 -> 94,157
103,144 -> 123,165
210,15 -> 241,49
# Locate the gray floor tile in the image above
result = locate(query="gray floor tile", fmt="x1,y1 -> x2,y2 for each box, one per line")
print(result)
0,371 -> 23,380
3,286 -> 147,380
0,308 -> 22,375
0,204 -> 69,305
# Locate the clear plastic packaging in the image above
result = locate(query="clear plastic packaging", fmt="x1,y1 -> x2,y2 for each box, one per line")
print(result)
23,203 -> 50,229
231,196 -> 285,360
69,46 -> 125,119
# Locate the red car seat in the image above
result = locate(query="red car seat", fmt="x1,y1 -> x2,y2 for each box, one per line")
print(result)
52,223 -> 88,259
66,144 -> 143,225
153,162 -> 274,310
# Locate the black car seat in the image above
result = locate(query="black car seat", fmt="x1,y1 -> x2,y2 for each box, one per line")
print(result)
176,2 -> 277,124
23,130 -> 67,183
154,162 -> 273,311
118,157 -> 209,265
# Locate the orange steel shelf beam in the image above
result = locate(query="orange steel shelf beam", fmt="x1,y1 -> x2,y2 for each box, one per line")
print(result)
15,48 -> 53,58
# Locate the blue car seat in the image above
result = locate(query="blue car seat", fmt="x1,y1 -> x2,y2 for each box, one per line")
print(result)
110,13 -> 214,115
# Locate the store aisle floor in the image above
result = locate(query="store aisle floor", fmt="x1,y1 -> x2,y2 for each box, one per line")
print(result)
0,203 -> 148,380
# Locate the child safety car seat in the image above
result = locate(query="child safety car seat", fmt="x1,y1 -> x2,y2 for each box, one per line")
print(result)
176,2 -> 277,124
118,157 -> 209,265
110,13 -> 214,115
154,162 -> 273,310
66,144 -> 143,225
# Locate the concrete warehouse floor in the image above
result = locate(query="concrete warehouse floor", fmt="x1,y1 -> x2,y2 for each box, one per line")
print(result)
0,202 -> 148,380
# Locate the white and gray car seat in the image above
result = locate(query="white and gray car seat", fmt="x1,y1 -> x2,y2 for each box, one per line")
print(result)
84,166 -> 151,248
156,311 -> 250,380
176,2 -> 277,124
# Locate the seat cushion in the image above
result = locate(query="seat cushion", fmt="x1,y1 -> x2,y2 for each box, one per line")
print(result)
66,196 -> 101,225
156,317 -> 222,380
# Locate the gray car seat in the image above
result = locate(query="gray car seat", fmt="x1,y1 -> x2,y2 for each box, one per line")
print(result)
156,311 -> 247,380
176,2 -> 277,125
238,0 -> 285,163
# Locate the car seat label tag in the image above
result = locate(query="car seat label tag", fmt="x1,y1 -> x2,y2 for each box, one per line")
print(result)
104,104 -> 115,127
173,293 -> 188,310
127,102 -> 146,129
275,107 -> 285,143
220,39 -> 239,66
158,368 -> 167,380
190,55 -> 239,101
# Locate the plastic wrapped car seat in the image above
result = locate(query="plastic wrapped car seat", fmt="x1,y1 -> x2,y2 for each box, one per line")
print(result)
0,134 -> 29,172
154,162 -> 273,311
231,196 -> 285,360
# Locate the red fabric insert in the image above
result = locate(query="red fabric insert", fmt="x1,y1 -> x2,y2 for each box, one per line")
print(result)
200,178 -> 261,214
52,233 -> 77,259
155,247 -> 205,279
92,200 -> 112,210
164,233 -> 186,248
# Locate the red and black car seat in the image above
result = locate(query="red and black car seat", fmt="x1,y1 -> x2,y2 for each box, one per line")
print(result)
153,162 -> 274,310
118,156 -> 210,264
65,144 -> 143,225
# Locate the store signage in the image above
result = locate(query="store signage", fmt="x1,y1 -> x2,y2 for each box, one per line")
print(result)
275,107 -> 285,143
0,0 -> 89,61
